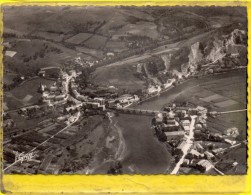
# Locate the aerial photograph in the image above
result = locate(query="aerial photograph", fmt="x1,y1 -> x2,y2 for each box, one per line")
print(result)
2,6 -> 247,175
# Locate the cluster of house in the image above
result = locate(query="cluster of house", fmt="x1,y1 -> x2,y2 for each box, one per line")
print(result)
70,78 -> 107,111
70,75 -> 139,111
38,67 -> 141,114
153,104 -> 208,137
112,94 -> 140,108
152,103 -> 240,173
38,70 -> 74,106
40,82 -> 68,106
179,140 -> 239,173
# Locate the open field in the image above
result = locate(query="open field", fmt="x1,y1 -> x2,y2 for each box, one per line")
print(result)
75,46 -> 104,59
92,63 -> 145,92
4,78 -> 55,110
3,73 -> 17,85
65,33 -> 93,44
32,31 -> 64,42
3,6 -> 246,80
3,38 -> 95,75
173,71 -> 246,139
105,41 -> 127,53
115,21 -> 159,40
83,35 -> 108,50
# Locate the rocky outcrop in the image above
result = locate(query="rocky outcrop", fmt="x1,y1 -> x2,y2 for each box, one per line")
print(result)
181,28 -> 247,74
161,53 -> 172,72
188,42 -> 204,72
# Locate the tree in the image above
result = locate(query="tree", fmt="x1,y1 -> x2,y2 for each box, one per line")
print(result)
158,132 -> 167,142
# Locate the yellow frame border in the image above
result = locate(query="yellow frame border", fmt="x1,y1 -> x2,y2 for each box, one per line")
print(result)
0,0 -> 250,194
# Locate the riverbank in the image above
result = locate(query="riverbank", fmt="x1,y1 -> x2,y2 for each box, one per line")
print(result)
131,68 -> 246,110
87,114 -> 127,174
113,69 -> 246,174
116,114 -> 172,174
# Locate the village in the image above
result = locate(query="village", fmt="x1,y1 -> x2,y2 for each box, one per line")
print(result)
3,67 -> 143,174
151,102 -> 244,174
3,57 -> 247,174
1,5 -> 248,176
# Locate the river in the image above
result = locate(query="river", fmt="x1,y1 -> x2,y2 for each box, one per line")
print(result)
94,70 -> 246,174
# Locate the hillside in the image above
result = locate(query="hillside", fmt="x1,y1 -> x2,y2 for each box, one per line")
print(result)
91,23 -> 247,92
3,6 -> 247,93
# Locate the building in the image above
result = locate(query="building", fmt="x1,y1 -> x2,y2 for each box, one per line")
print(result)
117,94 -> 139,104
65,115 -> 76,125
146,85 -> 161,95
196,106 -> 208,115
194,143 -> 204,152
85,102 -> 105,111
204,151 -> 215,160
166,111 -> 176,118
162,123 -> 180,132
94,97 -> 106,105
69,70 -> 77,77
5,50 -> 17,58
212,148 -> 224,155
182,159 -> 190,166
57,115 -> 70,122
164,131 -> 184,140
195,123 -> 203,130
164,131 -> 185,136
137,64 -> 142,73
38,70 -> 46,77
161,115 -> 180,131
107,99 -> 116,108
196,160 -> 213,172
226,127 -> 239,137
190,149 -> 204,158
50,85 -> 58,91
176,140 -> 187,154
180,119 -> 190,132
224,139 -> 237,145
155,113 -> 163,124
38,83 -> 46,93
65,103 -> 83,113
55,94 -> 67,101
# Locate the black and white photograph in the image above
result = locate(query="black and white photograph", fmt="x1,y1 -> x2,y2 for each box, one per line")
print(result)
2,6 -> 247,175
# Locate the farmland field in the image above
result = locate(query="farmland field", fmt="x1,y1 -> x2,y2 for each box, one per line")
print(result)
83,35 -> 108,50
114,21 -> 159,40
32,31 -> 64,42
3,73 -> 17,85
105,41 -> 127,53
173,71 -> 247,139
65,33 -> 93,44
75,46 -> 104,59
91,63 -> 145,92
4,78 -> 55,110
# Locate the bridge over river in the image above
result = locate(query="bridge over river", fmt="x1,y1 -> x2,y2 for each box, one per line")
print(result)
114,107 -> 167,116
113,107 -> 247,117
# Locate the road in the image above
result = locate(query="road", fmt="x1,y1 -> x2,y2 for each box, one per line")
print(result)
96,29 -> 216,70
171,116 -> 197,174
208,142 -> 244,175
4,70 -> 73,114
98,47 -> 179,70
3,111 -> 80,172
3,70 -> 81,172
219,109 -> 247,114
